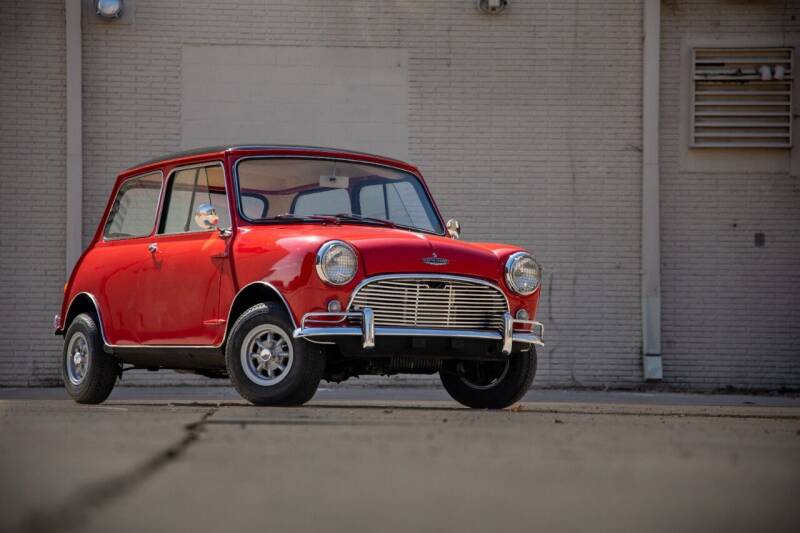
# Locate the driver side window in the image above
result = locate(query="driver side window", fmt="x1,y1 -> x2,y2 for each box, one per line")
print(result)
160,164 -> 231,234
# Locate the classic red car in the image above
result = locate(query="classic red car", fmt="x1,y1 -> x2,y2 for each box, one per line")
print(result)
55,145 -> 543,408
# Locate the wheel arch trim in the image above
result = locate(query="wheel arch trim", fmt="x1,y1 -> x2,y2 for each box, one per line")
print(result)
62,292 -> 111,346
221,281 -> 298,346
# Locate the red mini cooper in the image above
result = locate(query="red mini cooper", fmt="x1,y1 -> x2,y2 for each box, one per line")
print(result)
55,145 -> 543,408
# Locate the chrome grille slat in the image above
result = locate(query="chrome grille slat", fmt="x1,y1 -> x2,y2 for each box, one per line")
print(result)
356,301 -> 507,308
360,286 -> 499,293
363,308 -> 506,315
357,287 -> 500,294
355,294 -> 505,303
349,276 -> 508,330
364,309 -> 507,315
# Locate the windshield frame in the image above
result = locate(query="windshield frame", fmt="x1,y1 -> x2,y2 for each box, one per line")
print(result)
232,155 -> 447,236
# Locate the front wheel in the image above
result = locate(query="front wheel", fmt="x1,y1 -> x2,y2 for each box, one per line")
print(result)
439,348 -> 537,409
225,303 -> 325,406
62,313 -> 119,404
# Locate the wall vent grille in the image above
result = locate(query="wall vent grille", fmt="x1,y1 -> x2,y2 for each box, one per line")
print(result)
691,48 -> 793,148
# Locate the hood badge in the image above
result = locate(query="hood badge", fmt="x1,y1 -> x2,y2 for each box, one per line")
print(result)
422,253 -> 449,266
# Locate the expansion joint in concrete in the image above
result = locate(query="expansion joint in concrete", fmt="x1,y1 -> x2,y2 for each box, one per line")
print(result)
20,405 -> 220,533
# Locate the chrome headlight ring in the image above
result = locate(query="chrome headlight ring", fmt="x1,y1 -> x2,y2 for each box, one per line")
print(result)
504,252 -> 542,295
316,240 -> 358,286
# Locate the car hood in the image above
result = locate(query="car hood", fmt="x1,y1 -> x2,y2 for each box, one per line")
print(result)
351,230 -> 522,279
244,224 -> 525,281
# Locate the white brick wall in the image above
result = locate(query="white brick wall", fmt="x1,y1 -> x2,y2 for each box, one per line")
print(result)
660,1 -> 800,389
180,45 -> 409,160
0,0 -> 67,386
0,0 -> 797,389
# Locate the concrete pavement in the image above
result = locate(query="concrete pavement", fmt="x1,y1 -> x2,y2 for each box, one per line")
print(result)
4,384 -> 800,406
1,387 -> 799,533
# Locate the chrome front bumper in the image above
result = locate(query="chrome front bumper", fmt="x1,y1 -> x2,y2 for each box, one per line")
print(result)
292,308 -> 544,355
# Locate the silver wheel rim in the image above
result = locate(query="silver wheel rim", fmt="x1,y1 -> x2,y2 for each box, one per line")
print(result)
457,360 -> 510,390
240,324 -> 294,387
66,332 -> 90,386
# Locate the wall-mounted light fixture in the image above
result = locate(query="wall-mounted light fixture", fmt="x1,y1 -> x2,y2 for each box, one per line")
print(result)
95,0 -> 124,20
476,0 -> 508,15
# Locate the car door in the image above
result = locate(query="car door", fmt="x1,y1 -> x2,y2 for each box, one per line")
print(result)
135,162 -> 233,345
94,171 -> 164,345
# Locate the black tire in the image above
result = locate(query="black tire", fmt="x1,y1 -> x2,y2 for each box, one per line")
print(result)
225,303 -> 325,406
439,348 -> 537,409
62,313 -> 119,404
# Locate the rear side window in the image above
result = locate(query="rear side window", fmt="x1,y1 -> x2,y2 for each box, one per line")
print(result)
160,164 -> 231,234
103,172 -> 163,240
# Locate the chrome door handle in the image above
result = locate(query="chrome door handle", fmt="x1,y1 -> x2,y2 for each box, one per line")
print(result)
148,243 -> 158,254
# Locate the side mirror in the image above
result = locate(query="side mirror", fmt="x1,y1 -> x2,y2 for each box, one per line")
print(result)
446,219 -> 461,240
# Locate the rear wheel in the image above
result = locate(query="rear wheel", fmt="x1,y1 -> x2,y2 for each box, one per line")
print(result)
225,303 -> 325,406
62,313 -> 119,404
439,348 -> 536,409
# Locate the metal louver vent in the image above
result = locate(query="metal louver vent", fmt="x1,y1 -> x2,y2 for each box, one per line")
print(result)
691,48 -> 793,148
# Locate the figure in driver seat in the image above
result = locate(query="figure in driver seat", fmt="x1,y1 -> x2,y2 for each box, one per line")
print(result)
194,203 -> 219,229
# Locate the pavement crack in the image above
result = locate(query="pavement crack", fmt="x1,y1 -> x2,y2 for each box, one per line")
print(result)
19,405 -> 219,533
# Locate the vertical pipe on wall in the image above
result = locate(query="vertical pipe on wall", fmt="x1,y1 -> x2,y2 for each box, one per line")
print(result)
65,0 -> 83,276
641,0 -> 663,380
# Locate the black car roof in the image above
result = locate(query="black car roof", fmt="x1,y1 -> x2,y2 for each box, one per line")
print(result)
127,144 -> 409,171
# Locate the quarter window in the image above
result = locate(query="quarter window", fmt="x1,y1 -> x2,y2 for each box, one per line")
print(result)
359,181 -> 436,232
160,164 -> 231,234
293,188 -> 350,216
103,172 -> 163,240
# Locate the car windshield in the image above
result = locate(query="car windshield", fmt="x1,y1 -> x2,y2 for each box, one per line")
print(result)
235,158 -> 444,234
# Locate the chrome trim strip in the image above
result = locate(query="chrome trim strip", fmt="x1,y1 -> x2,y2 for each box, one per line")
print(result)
502,312 -> 514,355
223,280 -> 299,334
294,307 -> 544,350
362,307 -> 375,349
296,327 -> 365,337
301,311 -> 362,327
294,325 -> 544,346
511,318 -> 545,343
62,292 -> 110,345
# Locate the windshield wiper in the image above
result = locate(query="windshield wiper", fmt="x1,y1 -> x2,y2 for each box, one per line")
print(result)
269,213 -> 338,223
267,213 -> 403,229
331,213 -> 398,228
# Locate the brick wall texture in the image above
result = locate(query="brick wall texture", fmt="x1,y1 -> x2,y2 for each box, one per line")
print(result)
0,0 -> 797,389
660,0 -> 800,389
0,0 -> 67,386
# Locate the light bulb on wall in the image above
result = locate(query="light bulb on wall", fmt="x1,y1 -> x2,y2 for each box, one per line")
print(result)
477,0 -> 508,15
95,0 -> 124,20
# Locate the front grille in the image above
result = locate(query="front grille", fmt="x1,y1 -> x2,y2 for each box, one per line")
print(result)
349,277 -> 508,329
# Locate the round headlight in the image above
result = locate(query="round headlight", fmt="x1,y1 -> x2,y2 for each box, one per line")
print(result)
316,241 -> 358,286
505,252 -> 541,295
